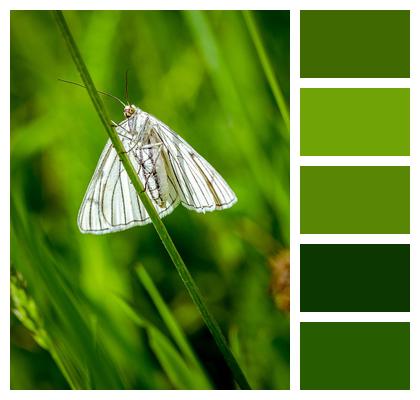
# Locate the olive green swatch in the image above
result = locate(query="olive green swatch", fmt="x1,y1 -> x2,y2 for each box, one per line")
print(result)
300,322 -> 410,389
300,10 -> 410,78
300,88 -> 410,156
300,244 -> 410,312
300,166 -> 410,234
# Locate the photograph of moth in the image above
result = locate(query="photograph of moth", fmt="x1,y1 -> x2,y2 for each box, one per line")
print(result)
76,86 -> 237,234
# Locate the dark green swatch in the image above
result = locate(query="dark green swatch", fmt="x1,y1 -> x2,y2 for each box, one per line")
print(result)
300,322 -> 410,389
300,10 -> 410,78
300,166 -> 410,234
300,88 -> 410,156
300,244 -> 410,312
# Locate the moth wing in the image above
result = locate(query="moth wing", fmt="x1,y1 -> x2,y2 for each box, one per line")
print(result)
77,135 -> 179,234
154,120 -> 237,213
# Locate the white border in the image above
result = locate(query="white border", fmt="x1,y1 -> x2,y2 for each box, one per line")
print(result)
2,0 -> 417,11
300,313 -> 410,322
289,7 -> 300,391
301,78 -> 411,88
2,1 -> 10,397
3,0 -> 419,398
300,234 -> 411,244
300,156 -> 411,165
409,2 -> 418,393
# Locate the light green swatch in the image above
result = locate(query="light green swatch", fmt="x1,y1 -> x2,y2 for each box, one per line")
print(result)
300,166 -> 410,234
301,88 -> 410,156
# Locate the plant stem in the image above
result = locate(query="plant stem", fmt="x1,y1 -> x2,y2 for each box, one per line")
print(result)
242,11 -> 290,132
53,10 -> 250,390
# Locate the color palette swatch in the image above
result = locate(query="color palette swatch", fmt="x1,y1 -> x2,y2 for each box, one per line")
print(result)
300,244 -> 410,312
300,10 -> 410,78
300,323 -> 410,389
300,88 -> 410,156
299,9 -> 410,391
300,166 -> 410,234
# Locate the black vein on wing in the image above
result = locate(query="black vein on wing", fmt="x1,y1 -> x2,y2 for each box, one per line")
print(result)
103,152 -> 119,226
156,124 -> 235,210
79,142 -> 114,231
155,127 -> 212,208
163,133 -> 224,209
119,161 -> 127,225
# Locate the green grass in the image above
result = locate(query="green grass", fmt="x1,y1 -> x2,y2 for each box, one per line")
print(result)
10,10 -> 290,389
54,11 -> 250,388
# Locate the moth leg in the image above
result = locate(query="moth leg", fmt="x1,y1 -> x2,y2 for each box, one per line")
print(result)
111,120 -> 133,142
142,143 -> 163,150
111,120 -> 129,133
112,116 -> 149,155
123,116 -> 153,155
140,123 -> 166,194
139,143 -> 164,193
111,120 -> 139,157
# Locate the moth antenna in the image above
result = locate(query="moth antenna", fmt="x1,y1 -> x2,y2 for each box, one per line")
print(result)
58,78 -> 126,107
124,69 -> 130,105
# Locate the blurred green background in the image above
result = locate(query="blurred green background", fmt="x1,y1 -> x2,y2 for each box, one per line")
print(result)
10,10 -> 290,389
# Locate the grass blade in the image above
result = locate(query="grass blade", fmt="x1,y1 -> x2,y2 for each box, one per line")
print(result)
11,198 -> 125,389
115,297 -> 211,389
242,11 -> 290,132
53,10 -> 250,389
184,11 -> 290,244
136,264 -> 211,387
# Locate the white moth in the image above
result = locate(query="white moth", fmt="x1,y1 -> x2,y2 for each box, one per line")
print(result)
78,104 -> 237,234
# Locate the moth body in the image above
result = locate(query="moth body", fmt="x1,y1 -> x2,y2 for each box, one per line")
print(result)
133,121 -> 169,208
78,104 -> 237,234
